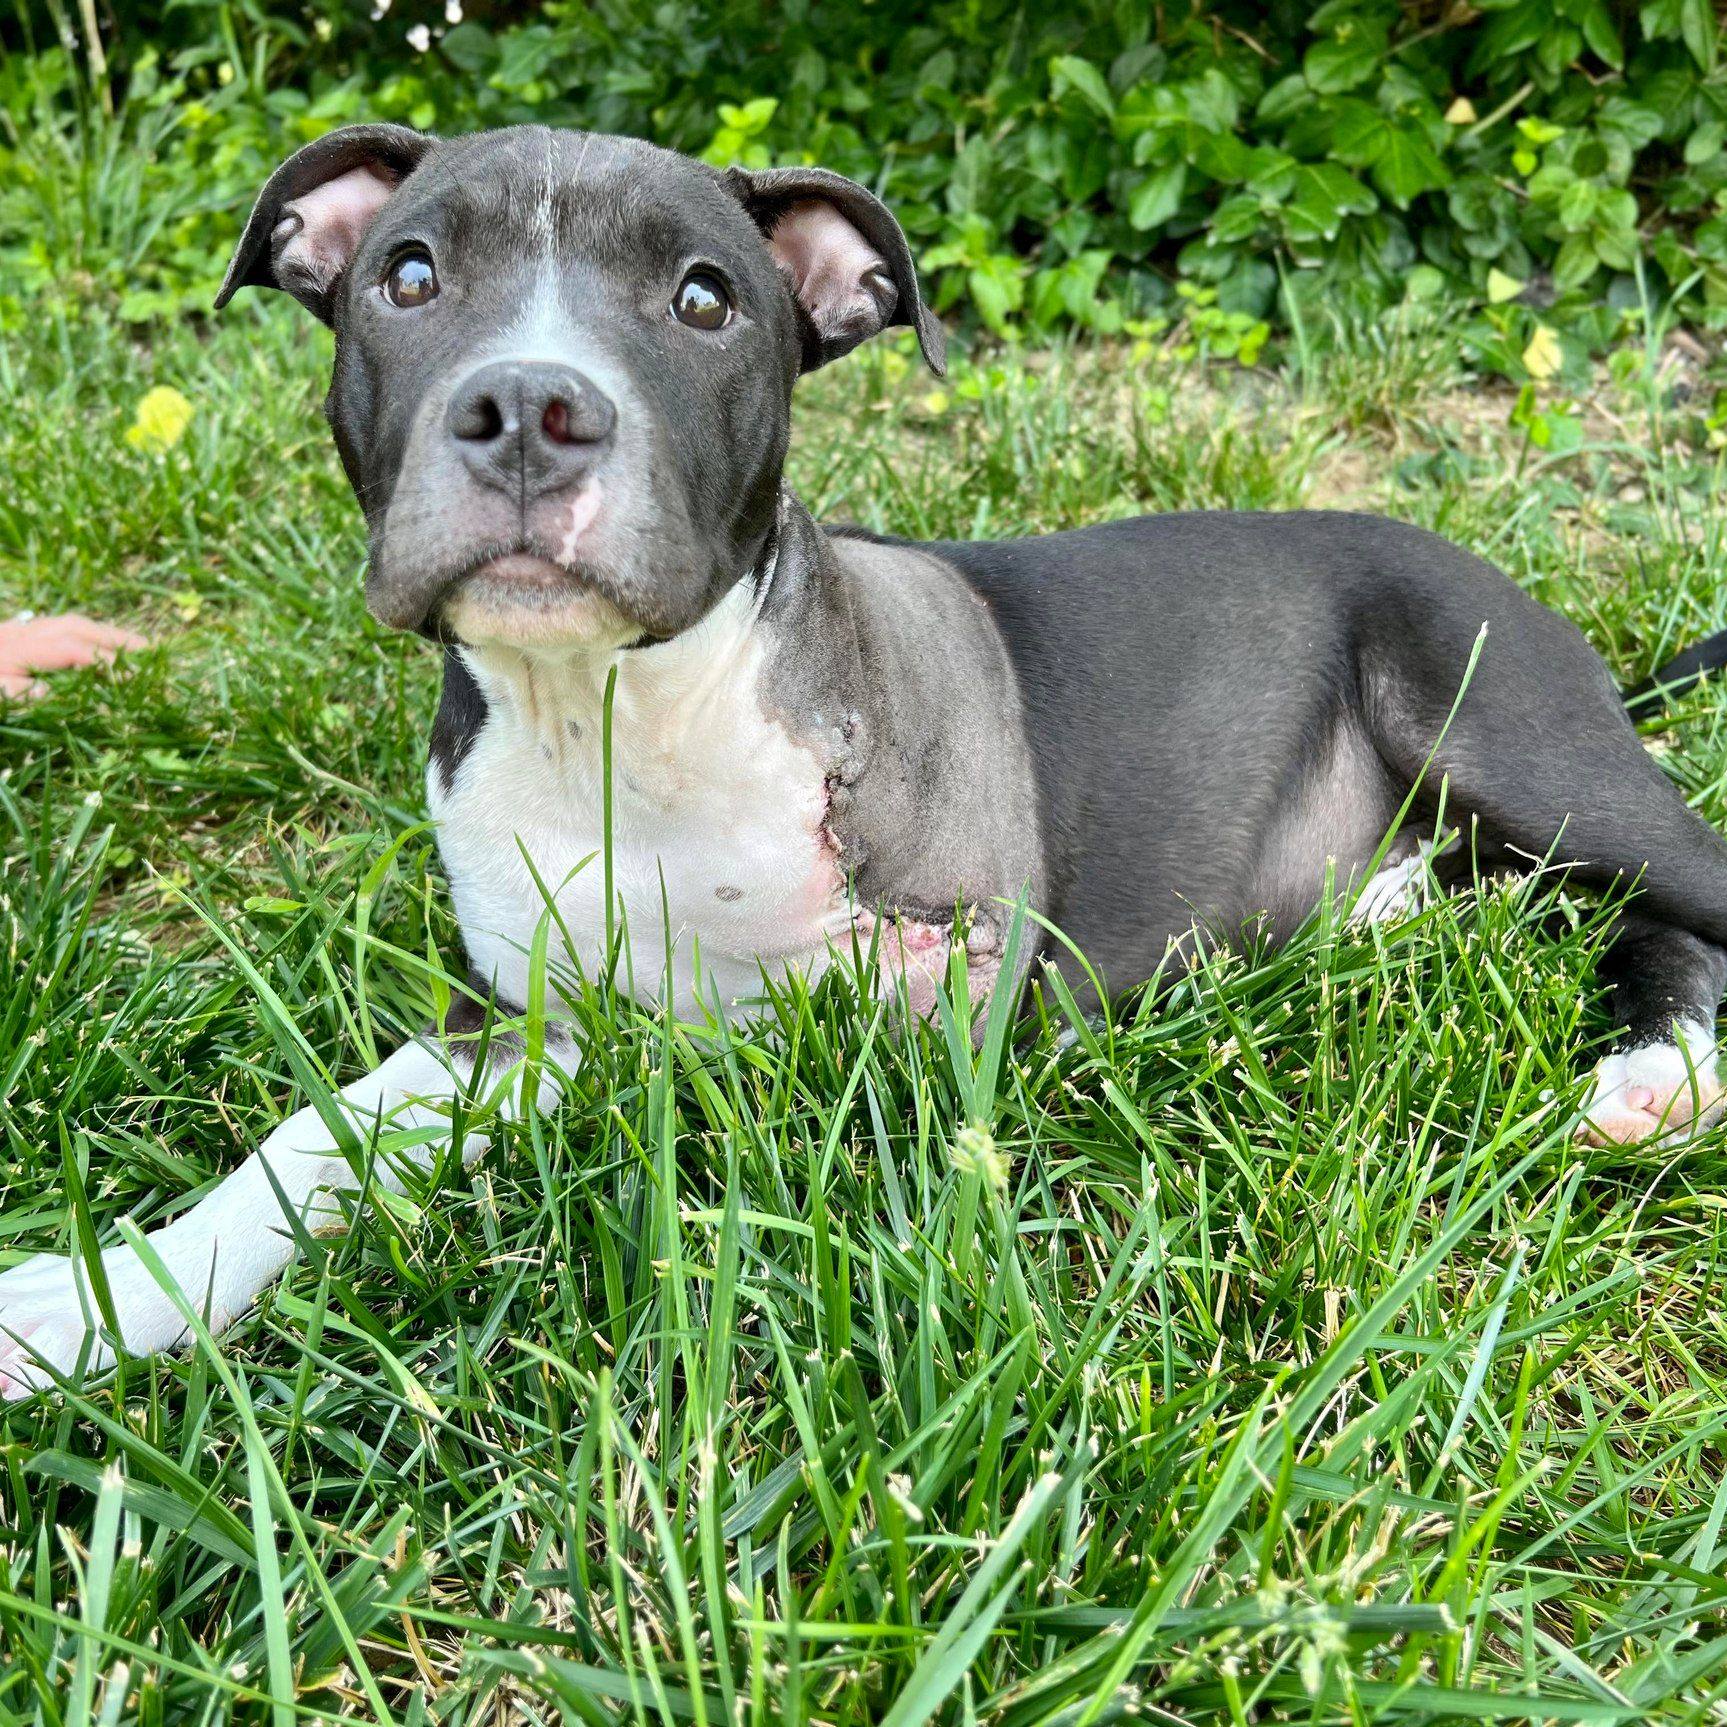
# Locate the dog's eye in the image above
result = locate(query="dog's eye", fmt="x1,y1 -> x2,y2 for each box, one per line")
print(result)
384,249 -> 439,309
672,271 -> 731,330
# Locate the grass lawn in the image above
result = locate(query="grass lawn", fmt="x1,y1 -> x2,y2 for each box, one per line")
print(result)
7,299 -> 1727,1724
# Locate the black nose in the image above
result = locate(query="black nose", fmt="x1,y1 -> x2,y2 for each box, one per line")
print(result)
447,360 -> 616,498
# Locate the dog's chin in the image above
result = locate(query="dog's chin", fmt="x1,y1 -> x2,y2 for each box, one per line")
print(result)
438,554 -> 641,654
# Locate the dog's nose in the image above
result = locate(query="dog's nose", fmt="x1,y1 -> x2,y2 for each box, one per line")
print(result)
447,360 -> 616,497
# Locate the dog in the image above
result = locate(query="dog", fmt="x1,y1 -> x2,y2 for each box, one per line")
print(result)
3,121 -> 1725,1397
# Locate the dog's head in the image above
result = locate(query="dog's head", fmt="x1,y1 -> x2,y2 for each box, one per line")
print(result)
219,125 -> 942,652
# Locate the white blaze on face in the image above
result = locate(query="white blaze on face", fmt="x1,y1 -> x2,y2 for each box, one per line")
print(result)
557,483 -> 602,566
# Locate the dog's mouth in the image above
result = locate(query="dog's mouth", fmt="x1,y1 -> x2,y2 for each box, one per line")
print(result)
437,549 -> 641,651
456,551 -> 585,596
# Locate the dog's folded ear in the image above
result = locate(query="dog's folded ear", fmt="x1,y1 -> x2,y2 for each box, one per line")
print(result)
723,166 -> 945,377
215,123 -> 434,323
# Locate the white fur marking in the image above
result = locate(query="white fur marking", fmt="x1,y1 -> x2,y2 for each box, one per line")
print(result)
1580,1017 -> 1723,1146
557,484 -> 602,565
0,1038 -> 571,1397
430,580 -> 848,1020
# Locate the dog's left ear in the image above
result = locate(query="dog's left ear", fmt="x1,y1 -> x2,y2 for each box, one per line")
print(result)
723,166 -> 945,377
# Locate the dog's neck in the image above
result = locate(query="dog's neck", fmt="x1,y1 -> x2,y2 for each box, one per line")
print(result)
452,488 -> 852,768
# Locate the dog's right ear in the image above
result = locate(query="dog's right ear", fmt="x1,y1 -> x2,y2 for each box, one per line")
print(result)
722,165 -> 946,377
215,123 -> 434,323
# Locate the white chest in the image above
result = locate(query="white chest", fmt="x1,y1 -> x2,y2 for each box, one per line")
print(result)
428,593 -> 851,1015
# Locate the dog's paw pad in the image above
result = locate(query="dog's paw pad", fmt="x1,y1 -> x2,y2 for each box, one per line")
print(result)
1579,1027 -> 1723,1147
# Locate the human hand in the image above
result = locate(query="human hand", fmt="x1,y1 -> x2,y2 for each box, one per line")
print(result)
0,613 -> 149,700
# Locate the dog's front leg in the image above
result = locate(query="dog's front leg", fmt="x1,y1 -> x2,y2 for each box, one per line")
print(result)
0,1028 -> 572,1398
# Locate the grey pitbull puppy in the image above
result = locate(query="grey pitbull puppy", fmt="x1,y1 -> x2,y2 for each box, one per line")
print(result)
3,121 -> 1725,1394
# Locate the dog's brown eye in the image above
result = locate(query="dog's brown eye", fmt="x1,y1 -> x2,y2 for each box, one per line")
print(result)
385,250 -> 438,308
672,271 -> 730,330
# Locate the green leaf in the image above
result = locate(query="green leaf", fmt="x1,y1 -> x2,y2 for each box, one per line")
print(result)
1243,145 -> 1299,199
493,25 -> 561,87
1682,0 -> 1719,69
1328,99 -> 1390,168
735,96 -> 778,130
1190,128 -> 1251,183
1449,174 -> 1508,233
1128,161 -> 1187,230
1471,0 -> 1551,72
1305,23 -> 1386,96
967,256 -> 1023,333
1686,120 -> 1725,165
1552,231 -> 1601,290
1050,55 -> 1114,120
1579,0 -> 1625,65
1595,187 -> 1638,231
1517,116 -> 1566,146
1538,22 -> 1583,82
1557,177 -> 1600,231
1652,228 -> 1692,280
1528,162 -> 1579,205
1371,127 -> 1451,207
1593,225 -> 1639,270
438,22 -> 495,74
1639,69 -> 1701,141
1406,262 -> 1448,300
1597,98 -> 1661,154
1210,193 -> 1266,243
1486,267 -> 1525,302
1257,73 -> 1310,125
1183,68 -> 1242,133
1694,213 -> 1727,262
1283,162 -> 1377,241
1643,0 -> 1720,68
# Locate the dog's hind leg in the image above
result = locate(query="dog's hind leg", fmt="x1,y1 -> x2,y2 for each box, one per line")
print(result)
1361,545 -> 1727,1143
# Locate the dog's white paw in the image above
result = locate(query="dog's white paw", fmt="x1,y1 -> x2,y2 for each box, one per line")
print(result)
1352,853 -> 1426,925
0,1251 -> 188,1400
1580,1022 -> 1724,1147
1350,839 -> 1448,928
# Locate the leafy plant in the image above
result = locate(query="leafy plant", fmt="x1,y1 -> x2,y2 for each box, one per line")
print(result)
4,2 -> 1726,359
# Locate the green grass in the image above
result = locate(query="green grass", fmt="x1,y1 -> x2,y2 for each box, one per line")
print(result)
8,291 -> 1727,1724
